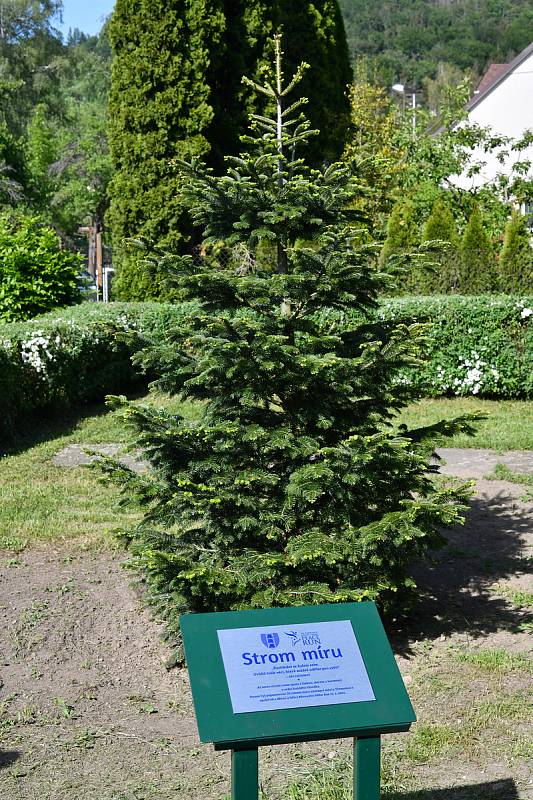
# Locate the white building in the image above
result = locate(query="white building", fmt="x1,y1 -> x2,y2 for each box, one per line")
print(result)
451,42 -> 533,201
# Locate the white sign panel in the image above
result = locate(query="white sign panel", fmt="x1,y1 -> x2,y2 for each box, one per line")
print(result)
217,620 -> 375,714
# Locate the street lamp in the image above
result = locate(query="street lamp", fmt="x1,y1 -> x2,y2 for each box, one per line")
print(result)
391,83 -> 417,136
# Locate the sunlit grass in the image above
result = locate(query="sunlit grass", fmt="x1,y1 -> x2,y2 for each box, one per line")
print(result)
397,398 -> 533,451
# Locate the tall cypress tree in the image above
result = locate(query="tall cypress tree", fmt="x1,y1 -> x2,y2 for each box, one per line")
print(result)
108,0 -> 226,300
108,0 -> 351,299
460,208 -> 496,294
272,0 -> 352,165
380,198 -> 420,292
104,40 -> 475,645
499,210 -> 533,293
422,198 -> 460,293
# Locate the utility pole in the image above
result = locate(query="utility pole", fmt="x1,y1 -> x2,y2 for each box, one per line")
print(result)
78,222 -> 103,301
391,83 -> 418,137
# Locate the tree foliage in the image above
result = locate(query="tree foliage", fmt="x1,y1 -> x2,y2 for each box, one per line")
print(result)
48,25 -> 113,235
421,198 -> 460,293
338,0 -> 533,87
0,5 -> 112,248
108,0 -> 351,301
460,208 -> 496,293
343,61 -> 400,228
380,198 -> 418,266
103,40 -> 475,645
499,209 -> 533,293
0,211 -> 82,321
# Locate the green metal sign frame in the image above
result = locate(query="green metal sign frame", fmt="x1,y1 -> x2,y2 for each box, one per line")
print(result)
182,601 -> 415,799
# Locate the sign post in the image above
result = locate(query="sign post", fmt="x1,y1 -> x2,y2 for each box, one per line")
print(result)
181,602 -> 415,799
232,748 -> 258,800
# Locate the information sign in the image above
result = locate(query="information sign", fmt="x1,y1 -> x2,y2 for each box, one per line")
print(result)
181,602 -> 415,800
217,620 -> 375,713
181,601 -> 415,749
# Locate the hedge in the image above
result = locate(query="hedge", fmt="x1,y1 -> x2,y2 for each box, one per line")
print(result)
379,295 -> 533,398
0,302 -> 194,441
1,295 -> 531,441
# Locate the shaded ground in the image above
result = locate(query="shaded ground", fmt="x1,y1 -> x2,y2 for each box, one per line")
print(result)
0,453 -> 532,799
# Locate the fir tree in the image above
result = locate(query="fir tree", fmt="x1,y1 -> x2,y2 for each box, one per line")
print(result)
104,39 -> 476,644
460,208 -> 497,293
210,0 -> 351,169
499,209 -> 533,293
422,198 -> 460,293
270,0 -> 352,166
108,0 -> 351,300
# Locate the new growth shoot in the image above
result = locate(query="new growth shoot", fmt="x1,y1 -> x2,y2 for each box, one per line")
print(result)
242,34 -> 312,278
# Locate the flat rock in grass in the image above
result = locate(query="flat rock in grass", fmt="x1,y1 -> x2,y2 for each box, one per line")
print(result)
436,448 -> 533,480
52,443 -> 149,473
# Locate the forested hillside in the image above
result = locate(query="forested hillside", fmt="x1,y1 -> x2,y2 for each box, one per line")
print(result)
338,0 -> 533,85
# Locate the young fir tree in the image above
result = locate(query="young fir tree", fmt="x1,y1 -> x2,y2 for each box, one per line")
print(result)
499,209 -> 533,293
421,198 -> 460,293
105,39 -> 475,642
460,208 -> 497,293
108,0 -> 351,300
217,0 -> 351,170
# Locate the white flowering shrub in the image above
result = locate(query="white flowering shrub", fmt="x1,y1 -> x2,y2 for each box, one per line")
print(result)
1,296 -> 530,441
0,302 -> 195,440
379,295 -> 533,398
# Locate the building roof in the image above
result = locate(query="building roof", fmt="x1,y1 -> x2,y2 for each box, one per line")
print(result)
474,63 -> 507,95
467,42 -> 533,112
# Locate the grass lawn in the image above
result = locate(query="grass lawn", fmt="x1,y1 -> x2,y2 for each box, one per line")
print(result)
1,394 -> 531,799
0,392 -> 202,551
0,419 -> 137,552
0,394 -> 531,552
398,398 -> 533,451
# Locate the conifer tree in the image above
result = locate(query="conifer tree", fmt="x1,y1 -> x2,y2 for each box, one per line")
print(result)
499,209 -> 533,293
380,198 -> 417,261
380,198 -> 422,292
270,0 -> 352,165
108,0 -> 351,300
108,0 -> 226,300
105,40 -> 475,641
422,198 -> 460,293
460,208 -> 497,293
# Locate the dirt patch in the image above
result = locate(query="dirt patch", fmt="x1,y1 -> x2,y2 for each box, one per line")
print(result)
0,476 -> 532,800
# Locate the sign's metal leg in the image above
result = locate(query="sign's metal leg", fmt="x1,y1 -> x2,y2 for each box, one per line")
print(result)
354,736 -> 381,800
231,748 -> 259,800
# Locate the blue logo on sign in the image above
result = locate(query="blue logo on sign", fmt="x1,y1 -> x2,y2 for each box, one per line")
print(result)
261,633 -> 280,649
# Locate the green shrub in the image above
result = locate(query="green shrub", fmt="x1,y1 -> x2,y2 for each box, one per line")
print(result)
379,295 -> 533,398
421,198 -> 460,293
0,212 -> 83,322
460,208 -> 497,293
499,209 -> 533,293
380,197 -> 418,266
0,301 -> 195,441
2,294 -> 531,443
